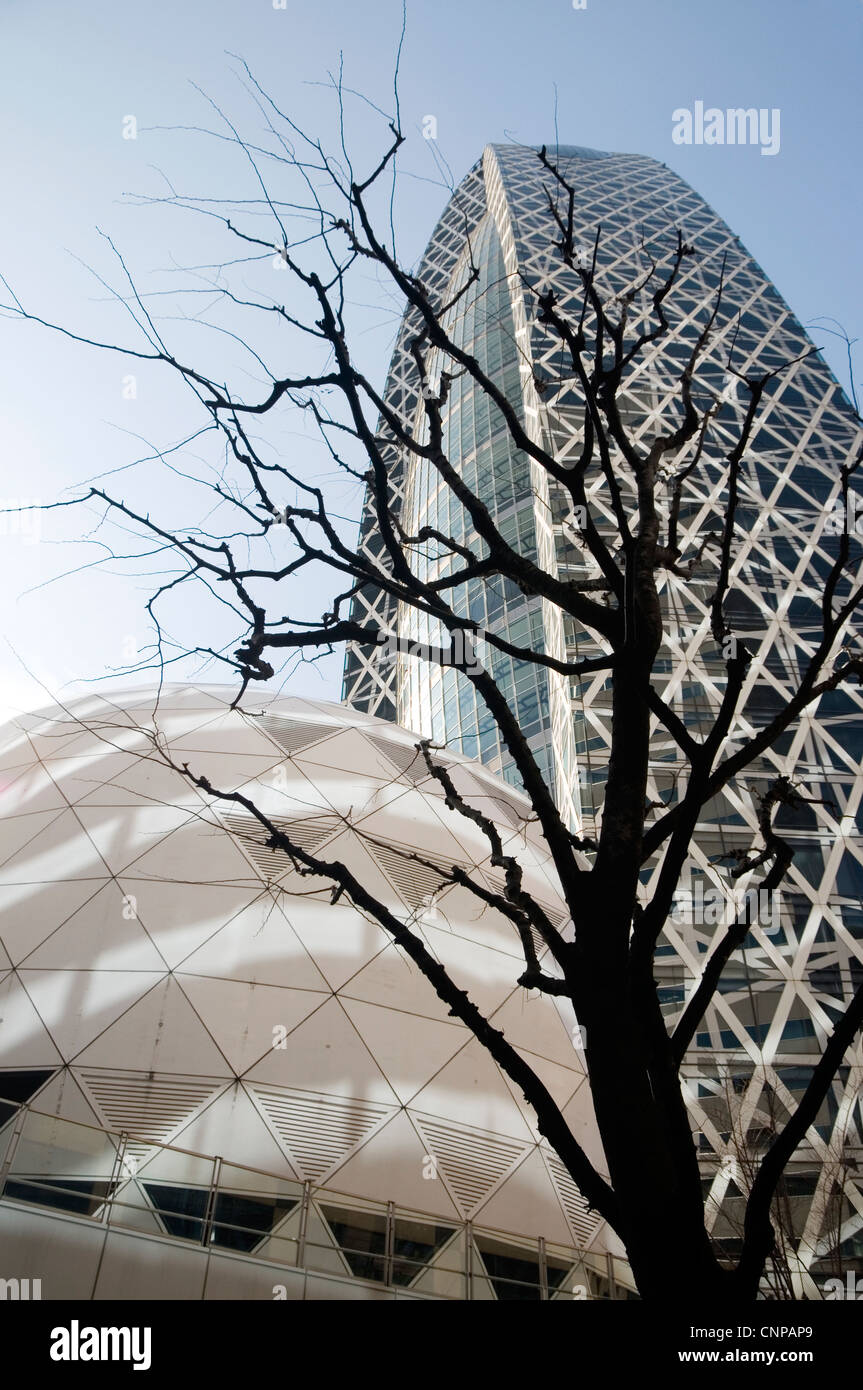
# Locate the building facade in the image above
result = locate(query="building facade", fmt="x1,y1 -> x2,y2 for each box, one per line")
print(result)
343,144 -> 863,1287
0,686 -> 631,1299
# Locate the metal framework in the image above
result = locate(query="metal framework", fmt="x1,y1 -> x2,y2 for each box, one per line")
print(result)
343,144 -> 863,1286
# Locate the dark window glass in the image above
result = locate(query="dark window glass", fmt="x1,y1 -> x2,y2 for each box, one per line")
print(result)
0,1068 -> 55,1127
3,1177 -> 114,1217
474,1236 -> 543,1300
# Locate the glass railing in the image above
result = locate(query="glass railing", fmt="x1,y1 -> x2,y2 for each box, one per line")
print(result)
0,1104 -> 637,1300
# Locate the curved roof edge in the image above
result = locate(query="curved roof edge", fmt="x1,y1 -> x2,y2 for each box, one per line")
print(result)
487,141 -> 612,162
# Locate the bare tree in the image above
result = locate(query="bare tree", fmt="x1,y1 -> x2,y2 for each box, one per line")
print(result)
700,1067 -> 857,1300
4,66 -> 863,1303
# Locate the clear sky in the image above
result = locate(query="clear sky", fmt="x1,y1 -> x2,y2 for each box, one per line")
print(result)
1,0 -> 860,718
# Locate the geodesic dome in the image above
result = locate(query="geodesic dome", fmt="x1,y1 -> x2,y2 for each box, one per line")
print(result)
0,685 -> 622,1299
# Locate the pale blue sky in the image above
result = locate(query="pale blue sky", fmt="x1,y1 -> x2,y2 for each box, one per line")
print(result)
1,0 -> 860,716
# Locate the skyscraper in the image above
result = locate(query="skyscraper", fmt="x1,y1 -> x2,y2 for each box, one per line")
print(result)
343,143 -> 863,1286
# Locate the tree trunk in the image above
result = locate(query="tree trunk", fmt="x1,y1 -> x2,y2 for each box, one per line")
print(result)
578,970 -> 758,1302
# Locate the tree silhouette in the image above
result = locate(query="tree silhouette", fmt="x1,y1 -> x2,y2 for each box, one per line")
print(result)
4,67 -> 863,1302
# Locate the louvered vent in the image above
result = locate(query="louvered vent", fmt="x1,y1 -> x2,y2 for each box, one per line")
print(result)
365,734 -> 429,784
250,1086 -> 394,1181
256,715 -> 335,756
486,871 -> 571,930
546,904 -> 572,932
78,1070 -> 221,1158
221,811 -> 340,879
487,796 -> 522,828
463,767 -> 530,823
368,839 -> 463,909
545,1152 -> 602,1246
456,773 -> 525,829
482,871 -> 569,950
412,1115 -> 528,1215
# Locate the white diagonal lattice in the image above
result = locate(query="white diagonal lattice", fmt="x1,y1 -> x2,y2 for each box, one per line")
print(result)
343,144 -> 863,1275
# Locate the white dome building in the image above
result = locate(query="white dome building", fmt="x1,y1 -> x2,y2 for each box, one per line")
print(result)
0,685 -> 631,1299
